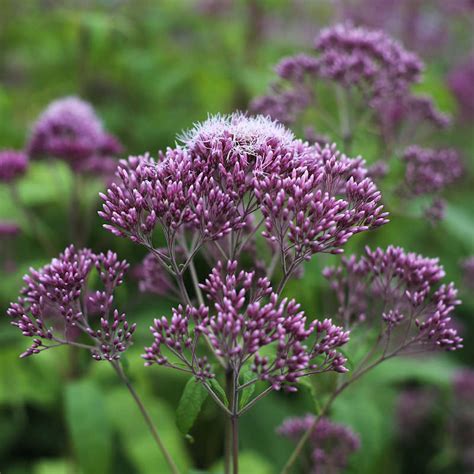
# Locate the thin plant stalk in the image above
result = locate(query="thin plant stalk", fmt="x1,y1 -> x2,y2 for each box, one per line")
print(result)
111,361 -> 180,474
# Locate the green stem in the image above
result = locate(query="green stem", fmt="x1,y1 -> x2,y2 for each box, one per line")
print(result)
112,362 -> 180,474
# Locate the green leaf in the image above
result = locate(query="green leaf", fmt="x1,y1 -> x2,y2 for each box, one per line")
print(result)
105,387 -> 190,473
64,380 -> 112,474
208,378 -> 228,406
176,377 -> 208,435
297,377 -> 322,415
239,369 -> 256,409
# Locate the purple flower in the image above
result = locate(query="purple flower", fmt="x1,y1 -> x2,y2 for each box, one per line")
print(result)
448,55 -> 474,121
7,245 -> 135,360
100,114 -> 307,245
402,145 -> 463,196
376,95 -> 450,145
255,143 -> 388,266
424,197 -> 446,224
278,415 -> 360,473
134,251 -> 177,297
143,260 -> 349,391
27,96 -> 122,174
323,246 -> 463,351
0,221 -> 20,237
0,149 -> 28,183
314,23 -> 423,100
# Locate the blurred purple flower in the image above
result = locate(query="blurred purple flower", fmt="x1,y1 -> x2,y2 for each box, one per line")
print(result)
448,55 -> 474,121
143,260 -> 349,391
0,221 -> 20,237
7,245 -> 135,360
323,246 -> 463,351
134,251 -> 177,297
403,145 -> 463,196
278,415 -> 360,473
314,23 -> 422,100
376,94 -> 450,145
27,96 -> 122,176
424,197 -> 446,224
0,149 -> 28,183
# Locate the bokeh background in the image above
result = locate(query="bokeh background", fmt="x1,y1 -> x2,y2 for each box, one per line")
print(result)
0,1 -> 473,473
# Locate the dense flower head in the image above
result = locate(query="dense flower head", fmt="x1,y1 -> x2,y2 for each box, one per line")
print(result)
100,114 -> 311,246
402,145 -> 463,196
314,23 -> 423,99
27,96 -> 122,174
143,260 -> 349,391
7,245 -> 135,360
0,149 -> 28,183
323,246 -> 463,351
278,415 -> 360,473
255,143 -> 388,264
179,112 -> 296,157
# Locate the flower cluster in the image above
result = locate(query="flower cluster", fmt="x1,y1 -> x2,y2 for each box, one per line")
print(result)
278,415 -> 360,473
252,23 -> 424,128
27,96 -> 122,175
323,246 -> 463,351
143,260 -> 349,391
0,149 -> 28,183
255,143 -> 388,265
100,114 -> 385,266
314,23 -> 422,99
7,245 -> 135,360
402,145 -> 463,196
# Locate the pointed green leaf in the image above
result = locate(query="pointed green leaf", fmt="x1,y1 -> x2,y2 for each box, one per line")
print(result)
208,378 -> 228,406
239,369 -> 256,409
65,380 -> 112,474
176,377 -> 208,435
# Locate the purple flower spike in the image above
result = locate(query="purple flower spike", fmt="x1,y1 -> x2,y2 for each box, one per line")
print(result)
0,149 -> 28,183
323,246 -> 463,352
278,415 -> 360,473
143,260 -> 349,392
7,245 -> 135,360
256,143 -> 388,265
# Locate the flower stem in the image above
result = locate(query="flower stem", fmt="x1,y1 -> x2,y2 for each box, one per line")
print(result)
111,361 -> 180,474
231,414 -> 239,474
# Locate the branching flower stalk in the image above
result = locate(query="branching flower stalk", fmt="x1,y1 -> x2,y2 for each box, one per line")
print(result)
281,245 -> 462,473
99,113 -> 388,472
7,246 -> 180,474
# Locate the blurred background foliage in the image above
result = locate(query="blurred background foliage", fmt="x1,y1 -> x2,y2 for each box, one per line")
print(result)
0,1 -> 473,473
